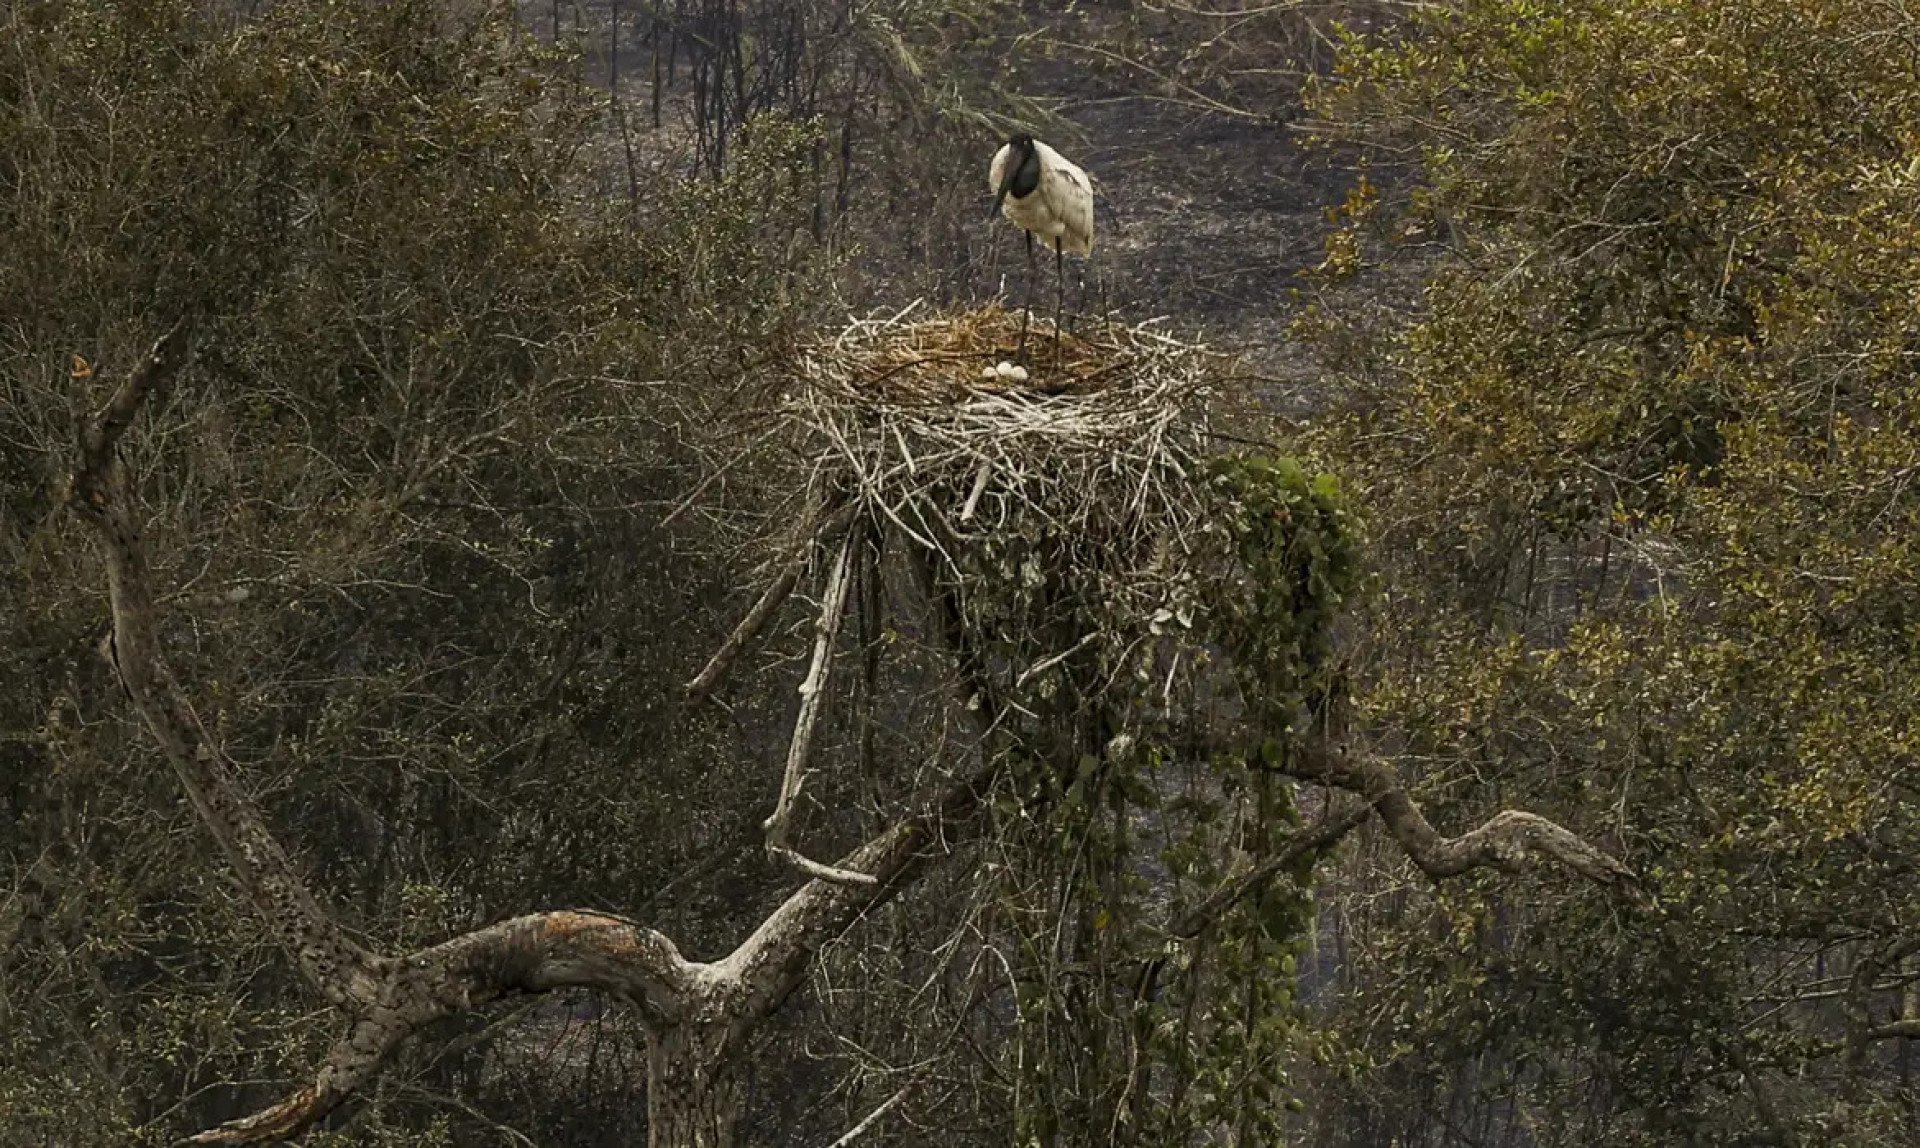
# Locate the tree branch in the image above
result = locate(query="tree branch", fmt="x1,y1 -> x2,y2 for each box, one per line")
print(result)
186,909 -> 696,1143
202,751 -> 1002,1144
768,844 -> 882,887
684,499 -> 860,707
68,330 -> 1000,1143
185,1016 -> 410,1144
731,756 -> 1002,1021
763,529 -> 874,883
825,1084 -> 913,1147
1269,738 -> 1636,886
1166,799 -> 1372,939
69,326 -> 389,1010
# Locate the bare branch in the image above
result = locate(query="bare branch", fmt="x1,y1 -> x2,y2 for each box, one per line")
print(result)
684,499 -> 860,706
686,562 -> 803,703
1271,740 -> 1636,886
958,460 -> 992,522
68,326 -> 388,1009
732,757 -> 1002,1021
183,732 -> 996,1140
187,910 -> 696,1142
762,528 -> 861,875
825,1084 -> 914,1147
769,844 -> 881,887
76,320 -> 190,472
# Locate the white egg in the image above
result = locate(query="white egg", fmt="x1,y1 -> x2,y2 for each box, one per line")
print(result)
1006,364 -> 1030,382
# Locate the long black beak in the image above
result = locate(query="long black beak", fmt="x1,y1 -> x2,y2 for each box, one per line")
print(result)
990,184 -> 1009,221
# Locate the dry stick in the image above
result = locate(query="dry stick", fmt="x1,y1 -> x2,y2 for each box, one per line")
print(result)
958,459 -> 993,523
763,529 -> 876,886
824,1084 -> 914,1147
685,499 -> 859,706
1014,631 -> 1099,689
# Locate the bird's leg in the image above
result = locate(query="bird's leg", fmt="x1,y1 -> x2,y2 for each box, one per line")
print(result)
1053,241 -> 1065,360
1017,228 -> 1035,363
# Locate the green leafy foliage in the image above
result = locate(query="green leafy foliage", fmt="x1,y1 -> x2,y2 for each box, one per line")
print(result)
1208,454 -> 1360,739
911,446 -> 1361,1145
1296,1 -> 1920,1142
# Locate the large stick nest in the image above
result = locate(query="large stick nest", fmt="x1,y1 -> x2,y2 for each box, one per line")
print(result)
777,301 -> 1232,691
787,303 -> 1217,548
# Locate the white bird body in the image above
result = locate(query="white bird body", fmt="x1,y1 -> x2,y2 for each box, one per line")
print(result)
990,138 -> 1094,256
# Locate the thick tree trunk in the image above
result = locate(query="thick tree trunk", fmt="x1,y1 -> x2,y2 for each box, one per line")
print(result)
648,1022 -> 741,1148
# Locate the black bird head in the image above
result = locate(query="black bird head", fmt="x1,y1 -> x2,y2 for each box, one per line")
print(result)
992,134 -> 1042,217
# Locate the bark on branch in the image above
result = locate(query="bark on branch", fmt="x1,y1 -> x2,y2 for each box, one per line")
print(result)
1269,738 -> 1635,887
200,761 -> 997,1143
68,325 -> 388,1010
186,910 -> 696,1143
763,529 -> 875,884
731,756 -> 1000,1021
68,335 -> 711,1141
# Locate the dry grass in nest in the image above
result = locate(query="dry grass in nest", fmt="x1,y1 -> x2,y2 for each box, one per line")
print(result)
812,300 -> 1154,400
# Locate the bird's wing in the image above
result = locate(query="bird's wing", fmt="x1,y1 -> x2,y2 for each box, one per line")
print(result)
1052,161 -> 1095,255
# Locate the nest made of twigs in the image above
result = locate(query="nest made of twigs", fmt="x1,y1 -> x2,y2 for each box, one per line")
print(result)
696,304 -> 1249,884
784,300 -> 1220,550
766,301 -> 1235,697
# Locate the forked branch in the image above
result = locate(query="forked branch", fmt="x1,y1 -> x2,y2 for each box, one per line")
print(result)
186,910 -> 696,1143
763,528 -> 876,884
685,499 -> 860,706
68,334 -> 701,1142
173,779 -> 984,1143
68,329 -> 998,1143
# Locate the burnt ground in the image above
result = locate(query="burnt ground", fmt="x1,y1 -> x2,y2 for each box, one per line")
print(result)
1063,96 -> 1357,410
557,0 -> 1360,414
979,3 -> 1367,406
